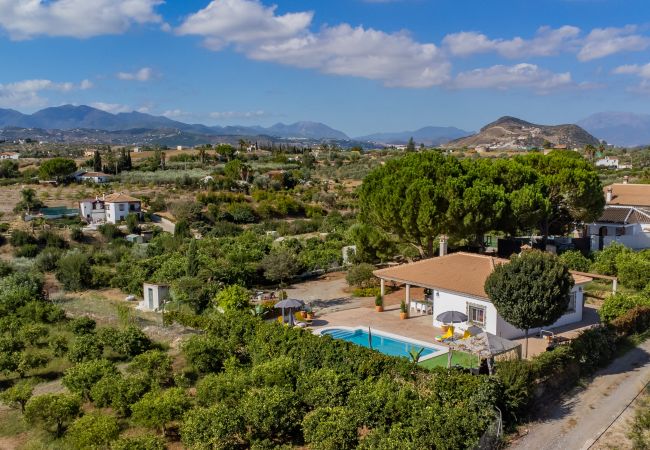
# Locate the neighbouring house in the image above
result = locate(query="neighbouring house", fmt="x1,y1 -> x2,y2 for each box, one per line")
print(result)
595,156 -> 622,169
373,252 -> 592,340
74,171 -> 111,184
588,182 -> 650,251
139,283 -> 170,311
79,193 -> 142,224
83,150 -> 97,158
0,151 -> 19,160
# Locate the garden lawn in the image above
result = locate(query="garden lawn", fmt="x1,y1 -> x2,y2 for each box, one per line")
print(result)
419,351 -> 477,369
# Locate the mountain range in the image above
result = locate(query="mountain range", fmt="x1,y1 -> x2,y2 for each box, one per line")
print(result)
576,112 -> 650,148
355,126 -> 472,146
444,116 -> 600,150
0,105 -> 349,141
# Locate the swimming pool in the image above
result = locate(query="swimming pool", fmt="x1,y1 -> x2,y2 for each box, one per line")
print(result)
318,327 -> 446,361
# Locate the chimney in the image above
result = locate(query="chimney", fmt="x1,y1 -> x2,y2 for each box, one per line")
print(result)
439,235 -> 448,257
606,187 -> 612,203
623,176 -> 629,184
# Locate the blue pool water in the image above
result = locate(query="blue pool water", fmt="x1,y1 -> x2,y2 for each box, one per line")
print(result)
321,328 -> 440,359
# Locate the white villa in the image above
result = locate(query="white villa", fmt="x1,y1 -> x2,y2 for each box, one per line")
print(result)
588,182 -> 650,251
79,193 -> 142,224
374,252 -> 591,340
0,151 -> 19,160
74,171 -> 111,184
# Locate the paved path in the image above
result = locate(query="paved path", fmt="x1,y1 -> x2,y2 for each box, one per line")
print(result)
150,213 -> 175,234
510,339 -> 650,450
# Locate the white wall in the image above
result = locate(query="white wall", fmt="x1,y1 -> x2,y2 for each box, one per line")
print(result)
106,202 -> 129,223
589,223 -> 650,251
431,285 -> 585,340
432,291 -> 498,335
141,284 -> 170,311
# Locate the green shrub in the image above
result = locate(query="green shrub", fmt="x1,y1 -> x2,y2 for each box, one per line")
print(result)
68,334 -> 104,362
570,327 -> 618,373
241,386 -> 303,441
494,360 -> 535,424
610,306 -> 650,335
352,287 -> 381,297
70,226 -> 84,242
180,404 -> 245,449
15,244 -> 40,258
56,250 -> 92,291
195,370 -> 250,406
302,406 -> 359,450
91,265 -> 114,288
346,263 -> 377,288
10,230 -> 36,247
251,356 -> 299,388
0,260 -> 13,277
616,252 -> 650,290
297,368 -> 350,408
591,242 -> 630,275
99,223 -> 122,240
24,393 -> 81,436
558,250 -> 591,272
182,334 -> 228,374
214,284 -> 251,311
600,293 -> 650,322
111,435 -> 166,450
62,359 -> 116,400
66,411 -> 120,450
131,387 -> 191,434
35,247 -> 63,271
69,317 -> 97,335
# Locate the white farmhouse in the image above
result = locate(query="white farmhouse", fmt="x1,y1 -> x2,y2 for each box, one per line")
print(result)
595,156 -> 620,169
79,193 -> 142,224
374,252 -> 591,340
0,151 -> 19,160
74,171 -> 111,184
588,182 -> 650,251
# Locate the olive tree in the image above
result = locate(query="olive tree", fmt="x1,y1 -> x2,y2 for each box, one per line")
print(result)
131,387 -> 191,434
66,412 -> 120,450
484,250 -> 574,357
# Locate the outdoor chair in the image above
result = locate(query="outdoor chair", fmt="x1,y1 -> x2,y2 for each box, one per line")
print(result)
294,311 -> 312,326
435,326 -> 454,342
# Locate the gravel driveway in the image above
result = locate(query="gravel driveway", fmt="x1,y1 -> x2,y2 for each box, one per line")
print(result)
510,339 -> 650,450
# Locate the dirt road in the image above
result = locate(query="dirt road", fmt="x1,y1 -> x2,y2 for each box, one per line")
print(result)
510,339 -> 650,450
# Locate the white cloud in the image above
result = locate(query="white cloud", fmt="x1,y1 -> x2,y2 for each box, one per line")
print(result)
210,110 -> 268,119
117,67 -> 154,81
80,79 -> 94,90
453,63 -> 572,92
162,109 -> 188,118
0,0 -> 163,40
443,26 -> 580,58
613,63 -> 650,77
578,25 -> 650,61
0,79 -> 92,108
177,0 -> 450,88
90,102 -> 133,114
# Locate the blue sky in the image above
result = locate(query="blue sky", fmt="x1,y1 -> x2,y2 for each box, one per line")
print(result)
1,0 -> 650,136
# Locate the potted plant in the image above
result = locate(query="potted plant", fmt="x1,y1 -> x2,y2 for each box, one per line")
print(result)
400,300 -> 408,320
304,305 -> 315,320
375,294 -> 384,312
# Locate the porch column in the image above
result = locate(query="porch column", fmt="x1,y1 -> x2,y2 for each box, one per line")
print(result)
405,284 -> 411,315
380,279 -> 385,297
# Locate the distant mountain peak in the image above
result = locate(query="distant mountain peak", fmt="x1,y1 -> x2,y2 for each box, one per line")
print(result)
445,116 -> 599,149
0,105 -> 350,141
577,112 -> 650,147
355,125 -> 472,146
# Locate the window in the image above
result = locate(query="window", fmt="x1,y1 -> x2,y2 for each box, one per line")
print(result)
467,303 -> 486,326
567,292 -> 576,313
119,204 -> 125,212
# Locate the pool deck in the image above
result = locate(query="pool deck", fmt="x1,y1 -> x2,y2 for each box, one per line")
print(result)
312,293 -> 602,359
312,298 -> 446,346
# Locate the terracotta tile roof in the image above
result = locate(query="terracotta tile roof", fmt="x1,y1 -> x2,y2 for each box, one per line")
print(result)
373,252 -> 590,300
597,206 -> 650,224
80,172 -> 110,177
605,184 -> 650,207
103,193 -> 140,203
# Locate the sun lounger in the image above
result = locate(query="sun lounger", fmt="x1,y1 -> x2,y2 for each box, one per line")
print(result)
435,326 -> 454,342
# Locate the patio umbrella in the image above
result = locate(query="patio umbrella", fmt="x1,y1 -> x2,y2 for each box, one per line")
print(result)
274,299 -> 305,325
436,310 -> 468,324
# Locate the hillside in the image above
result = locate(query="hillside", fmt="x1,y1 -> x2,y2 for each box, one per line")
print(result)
444,116 -> 600,150
356,126 -> 472,146
0,105 -> 349,141
577,112 -> 650,148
